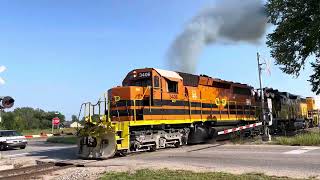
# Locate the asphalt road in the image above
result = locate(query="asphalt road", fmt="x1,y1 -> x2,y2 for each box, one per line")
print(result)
1,139 -> 320,178
0,138 -> 77,160
94,144 -> 320,178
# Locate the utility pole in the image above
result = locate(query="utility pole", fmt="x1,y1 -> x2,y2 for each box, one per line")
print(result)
257,52 -> 271,141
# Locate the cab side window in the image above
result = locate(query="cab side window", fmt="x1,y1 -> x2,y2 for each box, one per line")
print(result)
167,80 -> 178,93
154,76 -> 160,88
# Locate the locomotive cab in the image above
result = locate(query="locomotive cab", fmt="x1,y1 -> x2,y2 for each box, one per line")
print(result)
108,68 -> 185,121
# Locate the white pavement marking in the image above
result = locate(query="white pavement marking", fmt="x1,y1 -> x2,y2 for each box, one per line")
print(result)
283,147 -> 320,155
6,153 -> 30,158
4,146 -> 75,158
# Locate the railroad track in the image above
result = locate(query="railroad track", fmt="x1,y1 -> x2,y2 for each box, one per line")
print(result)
0,161 -> 91,180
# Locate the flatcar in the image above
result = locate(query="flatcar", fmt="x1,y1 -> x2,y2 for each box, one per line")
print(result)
77,68 -> 261,159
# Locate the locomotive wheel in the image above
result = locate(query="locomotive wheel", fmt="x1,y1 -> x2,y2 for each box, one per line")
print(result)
149,145 -> 157,152
116,150 -> 128,157
174,141 -> 181,148
0,143 -> 6,151
187,125 -> 209,144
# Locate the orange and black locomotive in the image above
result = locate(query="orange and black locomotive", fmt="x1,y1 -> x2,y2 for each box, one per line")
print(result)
77,68 -> 260,158
77,68 -> 319,159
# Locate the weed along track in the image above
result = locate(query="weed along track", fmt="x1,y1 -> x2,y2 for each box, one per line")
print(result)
0,160 -> 103,180
0,163 -> 58,180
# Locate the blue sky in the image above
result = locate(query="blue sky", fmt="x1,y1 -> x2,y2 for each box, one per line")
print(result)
0,0 -> 316,119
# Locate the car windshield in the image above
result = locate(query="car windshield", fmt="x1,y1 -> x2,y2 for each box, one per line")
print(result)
0,131 -> 22,137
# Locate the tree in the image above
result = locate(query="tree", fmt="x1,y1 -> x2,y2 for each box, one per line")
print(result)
0,107 -> 66,132
266,0 -> 320,94
47,111 -> 65,124
71,115 -> 79,122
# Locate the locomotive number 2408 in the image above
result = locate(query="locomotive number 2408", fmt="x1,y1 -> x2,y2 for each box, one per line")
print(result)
138,72 -> 151,78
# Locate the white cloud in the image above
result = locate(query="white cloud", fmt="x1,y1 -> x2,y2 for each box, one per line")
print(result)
0,77 -> 5,85
0,66 -> 6,73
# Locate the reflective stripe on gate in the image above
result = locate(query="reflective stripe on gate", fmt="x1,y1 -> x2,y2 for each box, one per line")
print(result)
217,122 -> 263,135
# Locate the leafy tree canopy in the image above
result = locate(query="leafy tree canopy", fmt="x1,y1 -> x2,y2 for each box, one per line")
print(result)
0,107 -> 65,132
266,0 -> 320,94
71,115 -> 79,122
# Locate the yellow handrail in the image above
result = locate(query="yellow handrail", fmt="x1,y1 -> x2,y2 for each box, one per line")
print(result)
132,86 -> 152,121
134,100 -> 136,121
139,86 -> 151,100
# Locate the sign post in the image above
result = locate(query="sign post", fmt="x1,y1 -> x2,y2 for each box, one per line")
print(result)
52,117 -> 60,134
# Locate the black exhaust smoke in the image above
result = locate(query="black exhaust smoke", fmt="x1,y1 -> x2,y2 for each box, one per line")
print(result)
167,0 -> 268,73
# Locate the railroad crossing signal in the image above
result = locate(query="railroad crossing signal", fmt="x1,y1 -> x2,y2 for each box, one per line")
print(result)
257,52 -> 271,141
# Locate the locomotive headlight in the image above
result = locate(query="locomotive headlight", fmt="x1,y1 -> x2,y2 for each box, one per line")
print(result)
133,71 -> 137,78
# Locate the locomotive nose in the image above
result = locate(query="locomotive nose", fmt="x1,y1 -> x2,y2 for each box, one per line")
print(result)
77,129 -> 117,159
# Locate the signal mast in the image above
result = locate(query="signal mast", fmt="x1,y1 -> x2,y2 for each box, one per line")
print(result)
257,52 -> 271,141
0,66 -> 15,122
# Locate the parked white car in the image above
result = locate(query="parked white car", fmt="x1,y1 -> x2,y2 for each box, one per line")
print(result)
0,130 -> 27,150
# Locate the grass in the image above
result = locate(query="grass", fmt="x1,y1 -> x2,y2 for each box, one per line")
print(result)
46,135 -> 77,144
100,169 -> 303,180
22,129 -> 52,135
229,133 -> 264,145
21,128 -> 76,135
273,132 -> 320,146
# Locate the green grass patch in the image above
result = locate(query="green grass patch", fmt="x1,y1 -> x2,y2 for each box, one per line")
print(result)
21,129 -> 52,135
100,169 -> 302,180
21,128 -> 76,135
273,132 -> 320,146
46,136 -> 77,144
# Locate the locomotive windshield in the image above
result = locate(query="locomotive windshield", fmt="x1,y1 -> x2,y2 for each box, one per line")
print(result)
123,71 -> 152,87
128,79 -> 151,87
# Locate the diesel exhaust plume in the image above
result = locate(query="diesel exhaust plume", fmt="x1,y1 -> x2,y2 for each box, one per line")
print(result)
167,0 -> 268,73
